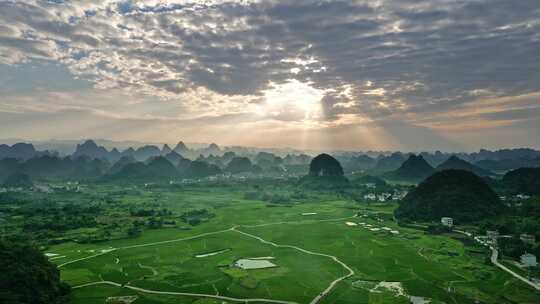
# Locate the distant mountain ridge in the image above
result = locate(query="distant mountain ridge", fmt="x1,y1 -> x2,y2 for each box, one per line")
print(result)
385,155 -> 435,182
0,143 -> 43,160
436,155 -> 493,177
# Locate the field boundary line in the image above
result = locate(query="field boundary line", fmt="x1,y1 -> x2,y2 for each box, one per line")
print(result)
58,228 -> 233,268
58,215 -> 356,268
241,214 -> 357,228
232,227 -> 355,304
72,280 -> 299,304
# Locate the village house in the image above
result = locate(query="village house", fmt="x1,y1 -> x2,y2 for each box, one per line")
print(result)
441,217 -> 453,228
516,194 -> 531,200
363,193 -> 376,201
521,253 -> 537,268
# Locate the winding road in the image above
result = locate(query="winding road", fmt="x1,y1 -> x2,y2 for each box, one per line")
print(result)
232,228 -> 355,304
490,247 -> 540,291
453,230 -> 540,291
72,280 -> 298,304
65,216 -> 357,304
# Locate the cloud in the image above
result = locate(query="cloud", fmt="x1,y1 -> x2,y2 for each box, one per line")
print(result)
0,0 -> 540,150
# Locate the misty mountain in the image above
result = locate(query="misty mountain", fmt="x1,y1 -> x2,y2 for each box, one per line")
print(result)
146,157 -> 178,178
72,140 -> 110,160
161,144 -> 172,155
164,151 -> 186,166
0,143 -> 38,160
108,156 -> 136,175
182,161 -> 222,179
132,145 -> 162,161
475,157 -> 540,172
436,155 -> 493,177
301,154 -> 349,189
385,155 -> 435,182
337,154 -> 376,172
226,157 -> 256,174
19,155 -> 109,180
173,141 -> 190,154
502,167 -> 540,195
373,152 -> 407,173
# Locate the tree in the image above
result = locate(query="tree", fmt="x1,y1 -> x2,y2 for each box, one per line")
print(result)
0,240 -> 70,304
2,172 -> 33,189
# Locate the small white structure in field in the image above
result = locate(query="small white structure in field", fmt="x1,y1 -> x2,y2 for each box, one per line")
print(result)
516,194 -> 531,200
441,217 -> 453,228
364,193 -> 376,200
521,253 -> 537,268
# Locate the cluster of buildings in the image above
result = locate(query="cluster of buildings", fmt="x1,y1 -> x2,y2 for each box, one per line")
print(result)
484,230 -> 537,268
0,182 -> 82,194
441,217 -> 538,269
363,191 -> 408,202
346,221 -> 400,235
500,194 -> 531,206
441,217 -> 454,228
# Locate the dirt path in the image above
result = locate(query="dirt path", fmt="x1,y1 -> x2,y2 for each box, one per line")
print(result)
490,248 -> 540,291
62,215 -> 358,304
232,227 -> 355,304
58,228 -> 234,268
72,280 -> 299,304
453,230 -> 540,291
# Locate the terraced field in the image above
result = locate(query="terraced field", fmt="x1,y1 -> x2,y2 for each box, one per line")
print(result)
47,185 -> 540,304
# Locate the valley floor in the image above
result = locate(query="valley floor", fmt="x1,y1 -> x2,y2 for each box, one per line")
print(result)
44,185 -> 540,304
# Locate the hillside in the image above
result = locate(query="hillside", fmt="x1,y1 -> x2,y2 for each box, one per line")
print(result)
385,155 -> 435,182
373,152 -> 406,173
0,240 -> 70,304
395,169 -> 504,222
301,154 -> 349,189
436,155 -> 493,177
502,167 -> 540,195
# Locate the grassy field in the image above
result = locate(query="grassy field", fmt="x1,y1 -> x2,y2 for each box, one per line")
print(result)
43,183 -> 540,304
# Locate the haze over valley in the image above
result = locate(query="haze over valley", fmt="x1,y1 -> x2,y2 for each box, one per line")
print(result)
1,1 -> 540,304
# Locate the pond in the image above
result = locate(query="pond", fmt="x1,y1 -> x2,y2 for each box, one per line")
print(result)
234,258 -> 277,269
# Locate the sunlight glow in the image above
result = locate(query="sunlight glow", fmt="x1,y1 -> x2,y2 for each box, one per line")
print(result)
260,79 -> 326,121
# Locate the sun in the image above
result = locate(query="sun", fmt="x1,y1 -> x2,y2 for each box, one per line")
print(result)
260,79 -> 326,120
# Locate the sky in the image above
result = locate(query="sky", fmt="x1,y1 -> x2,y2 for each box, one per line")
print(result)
1,0 -> 540,152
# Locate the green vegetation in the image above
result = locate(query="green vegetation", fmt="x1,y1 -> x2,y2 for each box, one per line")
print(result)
2,172 -> 33,189
300,154 -> 349,189
395,169 -> 504,223
435,155 -> 493,177
502,167 -> 540,195
0,240 -> 70,304
1,153 -> 539,304
385,155 -> 434,183
309,153 -> 344,177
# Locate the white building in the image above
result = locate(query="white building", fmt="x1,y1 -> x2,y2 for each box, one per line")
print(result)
363,193 -> 376,200
516,194 -> 531,200
521,253 -> 537,268
441,217 -> 453,227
